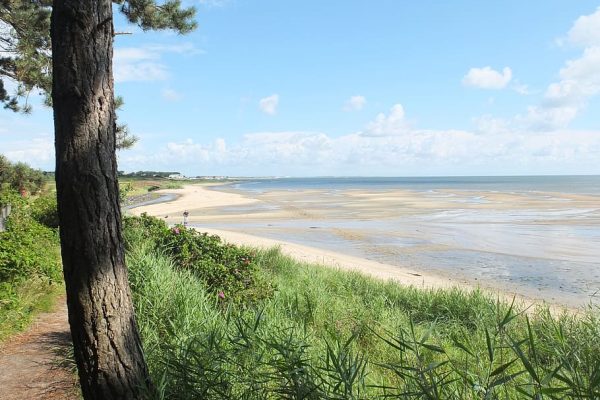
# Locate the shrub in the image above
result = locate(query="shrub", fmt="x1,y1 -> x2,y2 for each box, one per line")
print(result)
124,214 -> 273,304
0,190 -> 61,282
119,182 -> 134,202
0,187 -> 23,208
30,193 -> 59,229
123,212 -> 170,247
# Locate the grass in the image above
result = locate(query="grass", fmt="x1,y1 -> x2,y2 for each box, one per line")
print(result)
125,228 -> 600,399
0,279 -> 64,342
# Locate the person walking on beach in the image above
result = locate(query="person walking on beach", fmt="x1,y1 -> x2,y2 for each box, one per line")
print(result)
183,210 -> 189,227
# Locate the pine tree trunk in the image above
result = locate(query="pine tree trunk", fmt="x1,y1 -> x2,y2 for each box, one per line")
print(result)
50,1 -> 154,398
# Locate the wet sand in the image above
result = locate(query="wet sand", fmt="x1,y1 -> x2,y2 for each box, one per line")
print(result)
132,183 -> 600,310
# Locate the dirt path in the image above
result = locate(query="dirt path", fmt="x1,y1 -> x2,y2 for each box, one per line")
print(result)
0,298 -> 80,400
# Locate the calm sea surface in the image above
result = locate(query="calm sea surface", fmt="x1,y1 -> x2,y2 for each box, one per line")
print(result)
203,176 -> 600,307
231,175 -> 600,195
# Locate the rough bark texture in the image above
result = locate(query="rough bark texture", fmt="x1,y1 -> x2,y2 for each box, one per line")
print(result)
50,1 -> 153,399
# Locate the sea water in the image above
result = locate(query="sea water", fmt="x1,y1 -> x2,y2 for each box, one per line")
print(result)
231,175 -> 600,195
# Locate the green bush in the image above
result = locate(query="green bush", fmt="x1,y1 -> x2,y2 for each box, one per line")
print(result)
123,212 -> 170,246
30,193 -> 59,229
0,187 -> 23,208
0,203 -> 62,282
124,214 -> 273,304
0,189 -> 61,283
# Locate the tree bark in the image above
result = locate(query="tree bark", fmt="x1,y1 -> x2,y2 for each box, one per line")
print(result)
51,1 -> 153,398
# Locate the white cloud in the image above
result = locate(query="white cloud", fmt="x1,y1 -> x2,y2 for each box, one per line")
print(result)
162,88 -> 183,102
343,95 -> 367,111
462,66 -> 513,89
521,8 -> 600,130
119,96 -> 600,175
146,43 -> 204,56
115,63 -> 600,176
520,105 -> 579,131
565,7 -> 600,47
537,48 -> 600,115
512,82 -> 531,95
472,115 -> 510,135
0,108 -> 55,169
361,104 -> 408,137
3,135 -> 54,167
114,48 -> 167,82
122,124 -> 600,176
114,43 -> 201,83
259,94 -> 279,115
554,46 -> 600,100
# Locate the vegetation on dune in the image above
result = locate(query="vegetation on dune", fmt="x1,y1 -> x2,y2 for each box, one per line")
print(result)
125,214 -> 600,400
124,214 -> 273,304
0,186 -> 62,341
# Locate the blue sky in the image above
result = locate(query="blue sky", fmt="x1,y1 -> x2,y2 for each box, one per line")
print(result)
2,1 -> 600,176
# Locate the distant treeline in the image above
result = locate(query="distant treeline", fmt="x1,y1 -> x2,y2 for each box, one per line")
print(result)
0,155 -> 45,196
119,171 -> 181,178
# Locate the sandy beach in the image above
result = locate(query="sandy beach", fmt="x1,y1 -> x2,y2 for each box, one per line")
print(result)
131,182 -> 600,310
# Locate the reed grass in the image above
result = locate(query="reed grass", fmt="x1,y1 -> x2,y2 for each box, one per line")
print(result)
126,231 -> 600,399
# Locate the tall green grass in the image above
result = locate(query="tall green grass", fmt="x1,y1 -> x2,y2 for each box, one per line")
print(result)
126,229 -> 600,399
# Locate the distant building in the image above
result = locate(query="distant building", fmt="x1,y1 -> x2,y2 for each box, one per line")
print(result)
168,173 -> 186,180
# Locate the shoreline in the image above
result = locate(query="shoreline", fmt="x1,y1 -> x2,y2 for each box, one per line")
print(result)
131,183 -> 581,312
